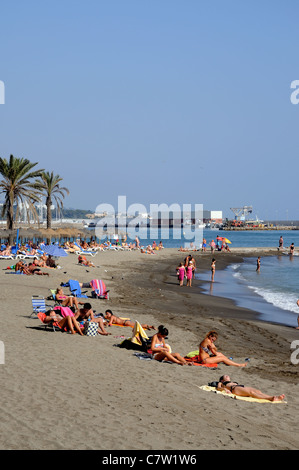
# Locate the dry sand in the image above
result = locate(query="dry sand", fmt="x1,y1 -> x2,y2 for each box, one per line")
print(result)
0,247 -> 298,451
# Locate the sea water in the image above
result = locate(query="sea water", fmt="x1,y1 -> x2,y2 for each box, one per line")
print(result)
196,255 -> 299,327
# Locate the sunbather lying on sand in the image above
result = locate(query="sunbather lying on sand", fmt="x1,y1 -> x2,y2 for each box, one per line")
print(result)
16,261 -> 49,276
217,375 -> 285,402
104,309 -> 156,330
78,255 -> 95,267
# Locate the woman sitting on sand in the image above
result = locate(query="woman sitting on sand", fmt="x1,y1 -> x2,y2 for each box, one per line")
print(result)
104,310 -> 156,330
38,309 -> 84,335
199,331 -> 246,367
150,325 -> 192,366
217,375 -> 285,402
55,288 -> 83,312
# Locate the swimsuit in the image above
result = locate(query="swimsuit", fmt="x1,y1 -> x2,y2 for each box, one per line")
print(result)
186,266 -> 193,280
223,381 -> 244,392
178,267 -> 185,281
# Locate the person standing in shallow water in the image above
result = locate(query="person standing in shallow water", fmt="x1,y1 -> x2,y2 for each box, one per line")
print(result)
256,256 -> 261,272
211,258 -> 216,282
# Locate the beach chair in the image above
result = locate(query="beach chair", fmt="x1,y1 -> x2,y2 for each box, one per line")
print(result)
90,279 -> 109,299
0,254 -> 15,259
74,243 -> 97,257
47,289 -> 61,306
30,295 -> 52,318
36,312 -> 58,332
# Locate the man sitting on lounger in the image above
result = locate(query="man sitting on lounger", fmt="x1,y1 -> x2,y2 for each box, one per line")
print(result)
217,375 -> 285,402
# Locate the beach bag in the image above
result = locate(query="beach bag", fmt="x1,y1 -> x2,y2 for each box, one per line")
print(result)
84,321 -> 98,336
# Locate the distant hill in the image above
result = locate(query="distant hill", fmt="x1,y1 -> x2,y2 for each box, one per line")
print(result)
62,208 -> 93,219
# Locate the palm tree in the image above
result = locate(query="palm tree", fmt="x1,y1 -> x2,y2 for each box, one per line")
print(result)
37,171 -> 69,229
0,155 -> 43,233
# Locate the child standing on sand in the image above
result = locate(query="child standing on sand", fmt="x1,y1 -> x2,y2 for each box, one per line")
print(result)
176,262 -> 186,287
186,261 -> 194,287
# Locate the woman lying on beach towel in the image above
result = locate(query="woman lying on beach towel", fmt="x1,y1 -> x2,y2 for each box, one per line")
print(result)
150,325 -> 193,366
217,375 -> 285,402
104,310 -> 156,330
199,331 -> 246,367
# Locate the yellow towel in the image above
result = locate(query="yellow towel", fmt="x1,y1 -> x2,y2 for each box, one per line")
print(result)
199,385 -> 287,404
131,321 -> 149,346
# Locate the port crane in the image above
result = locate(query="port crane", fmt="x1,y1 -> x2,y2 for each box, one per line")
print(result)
230,206 -> 253,221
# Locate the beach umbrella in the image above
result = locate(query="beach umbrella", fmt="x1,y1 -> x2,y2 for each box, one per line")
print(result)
217,236 -> 231,244
40,244 -> 68,257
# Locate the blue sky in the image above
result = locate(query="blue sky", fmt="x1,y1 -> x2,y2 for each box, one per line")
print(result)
0,0 -> 298,220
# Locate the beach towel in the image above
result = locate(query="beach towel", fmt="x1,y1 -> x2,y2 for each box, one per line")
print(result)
62,280 -> 88,298
198,385 -> 287,403
118,322 -> 151,352
90,279 -> 109,299
131,321 -> 149,347
53,306 -> 75,317
184,355 -> 218,367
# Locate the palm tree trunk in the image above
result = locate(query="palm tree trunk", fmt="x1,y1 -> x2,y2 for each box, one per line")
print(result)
46,196 -> 52,229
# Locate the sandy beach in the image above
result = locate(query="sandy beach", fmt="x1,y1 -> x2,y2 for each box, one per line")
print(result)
0,246 -> 298,451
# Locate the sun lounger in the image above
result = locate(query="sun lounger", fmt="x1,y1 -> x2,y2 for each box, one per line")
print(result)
36,312 -> 58,332
73,243 -> 97,256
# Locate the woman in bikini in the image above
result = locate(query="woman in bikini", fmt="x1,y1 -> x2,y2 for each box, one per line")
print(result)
217,375 -> 285,402
199,331 -> 246,367
104,310 -> 156,330
211,258 -> 216,282
55,288 -> 83,311
150,325 -> 192,366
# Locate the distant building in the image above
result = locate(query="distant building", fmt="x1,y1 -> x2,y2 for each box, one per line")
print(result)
203,210 -> 223,224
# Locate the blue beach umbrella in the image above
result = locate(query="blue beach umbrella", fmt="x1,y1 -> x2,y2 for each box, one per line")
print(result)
40,244 -> 68,257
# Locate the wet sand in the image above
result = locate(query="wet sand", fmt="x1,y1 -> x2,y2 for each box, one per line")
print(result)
0,247 -> 298,450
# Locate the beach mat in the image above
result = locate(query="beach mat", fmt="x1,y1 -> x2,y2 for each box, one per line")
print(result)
198,385 -> 287,403
184,356 -> 218,367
